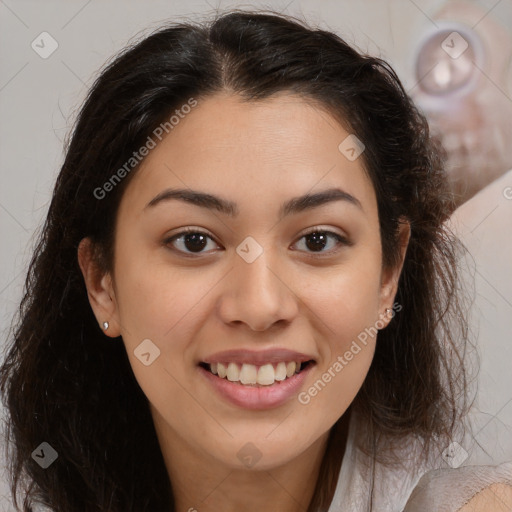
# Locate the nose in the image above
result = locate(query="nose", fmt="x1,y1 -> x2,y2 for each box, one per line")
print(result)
217,247 -> 299,332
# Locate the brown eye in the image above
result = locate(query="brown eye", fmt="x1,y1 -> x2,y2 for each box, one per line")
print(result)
165,229 -> 220,255
293,230 -> 350,255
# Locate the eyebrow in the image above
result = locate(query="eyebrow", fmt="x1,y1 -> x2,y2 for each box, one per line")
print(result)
144,186 -> 363,219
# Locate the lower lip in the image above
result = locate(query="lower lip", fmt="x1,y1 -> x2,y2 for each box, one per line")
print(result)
198,364 -> 315,410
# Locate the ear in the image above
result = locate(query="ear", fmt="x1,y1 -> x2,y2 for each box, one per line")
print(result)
378,219 -> 411,322
77,237 -> 121,337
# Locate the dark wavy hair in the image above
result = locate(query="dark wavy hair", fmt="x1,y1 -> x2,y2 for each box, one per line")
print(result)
0,9 -> 472,512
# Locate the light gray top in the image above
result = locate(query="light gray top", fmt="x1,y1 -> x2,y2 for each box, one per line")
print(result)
328,410 -> 512,512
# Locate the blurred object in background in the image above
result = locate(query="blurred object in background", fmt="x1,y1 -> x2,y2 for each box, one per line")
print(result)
411,0 -> 512,206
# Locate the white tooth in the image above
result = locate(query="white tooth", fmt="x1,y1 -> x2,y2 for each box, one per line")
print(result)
257,363 -> 276,385
215,360 -> 302,385
217,362 -> 227,378
226,362 -> 240,382
274,362 -> 287,381
239,363 -> 258,385
286,361 -> 296,378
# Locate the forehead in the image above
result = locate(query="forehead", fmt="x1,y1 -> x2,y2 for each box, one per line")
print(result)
119,91 -> 376,218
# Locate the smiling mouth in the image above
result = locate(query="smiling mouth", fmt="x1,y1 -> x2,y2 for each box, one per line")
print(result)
198,360 -> 315,387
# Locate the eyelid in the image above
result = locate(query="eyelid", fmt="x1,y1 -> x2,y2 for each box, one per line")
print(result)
167,226 -> 217,240
297,225 -> 350,241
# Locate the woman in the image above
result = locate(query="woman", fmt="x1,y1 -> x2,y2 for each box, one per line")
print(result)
1,10 -> 510,512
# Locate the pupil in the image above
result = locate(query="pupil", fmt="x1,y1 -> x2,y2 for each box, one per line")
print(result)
185,233 -> 207,252
306,232 -> 327,252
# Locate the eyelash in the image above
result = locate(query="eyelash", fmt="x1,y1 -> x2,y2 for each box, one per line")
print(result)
163,226 -> 351,258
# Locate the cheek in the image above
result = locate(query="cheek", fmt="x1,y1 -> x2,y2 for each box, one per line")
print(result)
110,248 -> 225,404
295,255 -> 382,424
294,294 -> 379,435
113,245 -> 215,342
297,339 -> 375,436
110,255 -> 212,422
301,249 -> 383,339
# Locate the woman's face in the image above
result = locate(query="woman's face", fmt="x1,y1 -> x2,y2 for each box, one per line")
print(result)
82,91 -> 404,472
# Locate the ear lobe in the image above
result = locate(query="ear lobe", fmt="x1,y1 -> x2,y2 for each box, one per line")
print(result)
77,237 -> 121,337
379,219 -> 411,310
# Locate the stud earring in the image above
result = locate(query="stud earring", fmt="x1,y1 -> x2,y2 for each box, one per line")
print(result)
102,321 -> 109,331
385,308 -> 393,316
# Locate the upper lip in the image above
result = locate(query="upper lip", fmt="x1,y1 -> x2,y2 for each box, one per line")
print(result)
200,349 -> 316,366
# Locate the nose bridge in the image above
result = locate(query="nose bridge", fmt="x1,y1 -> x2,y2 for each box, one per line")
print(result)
218,237 -> 298,330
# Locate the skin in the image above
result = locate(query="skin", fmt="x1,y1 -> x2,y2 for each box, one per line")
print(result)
78,91 -> 409,512
458,484 -> 512,511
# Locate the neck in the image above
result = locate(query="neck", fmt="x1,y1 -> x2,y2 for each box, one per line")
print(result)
150,407 -> 351,512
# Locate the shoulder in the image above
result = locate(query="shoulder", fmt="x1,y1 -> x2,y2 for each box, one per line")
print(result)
457,483 -> 512,512
403,462 -> 512,512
